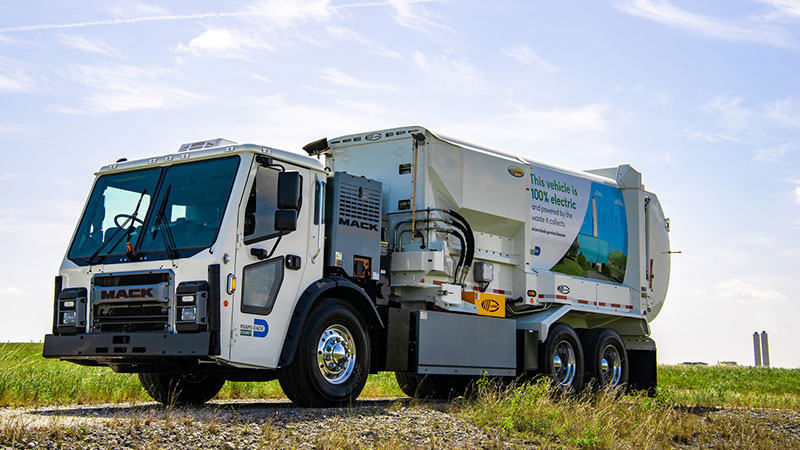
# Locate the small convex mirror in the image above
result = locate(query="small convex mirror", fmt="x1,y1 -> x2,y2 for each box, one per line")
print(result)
274,210 -> 298,232
277,171 -> 302,211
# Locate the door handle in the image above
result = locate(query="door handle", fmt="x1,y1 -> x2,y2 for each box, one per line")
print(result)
251,248 -> 269,260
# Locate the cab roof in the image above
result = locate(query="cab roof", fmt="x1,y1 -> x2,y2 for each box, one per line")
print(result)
95,140 -> 325,176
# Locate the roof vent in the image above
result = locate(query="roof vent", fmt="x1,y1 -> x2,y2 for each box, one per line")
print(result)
178,138 -> 237,152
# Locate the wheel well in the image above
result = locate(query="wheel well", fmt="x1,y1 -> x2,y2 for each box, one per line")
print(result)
278,277 -> 384,371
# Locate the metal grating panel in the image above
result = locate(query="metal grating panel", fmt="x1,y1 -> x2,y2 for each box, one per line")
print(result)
339,182 -> 381,225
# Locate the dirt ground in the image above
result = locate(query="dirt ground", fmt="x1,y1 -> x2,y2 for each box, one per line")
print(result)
1,399 -> 799,449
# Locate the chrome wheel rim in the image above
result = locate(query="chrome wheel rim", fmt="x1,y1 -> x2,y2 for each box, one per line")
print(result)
317,325 -> 356,385
553,341 -> 576,387
600,344 -> 622,386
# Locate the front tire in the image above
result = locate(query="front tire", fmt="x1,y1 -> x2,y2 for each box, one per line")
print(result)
138,373 -> 224,406
278,299 -> 371,407
541,324 -> 585,394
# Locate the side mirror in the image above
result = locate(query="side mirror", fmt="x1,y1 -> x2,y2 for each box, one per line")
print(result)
275,210 -> 297,232
278,171 -> 302,211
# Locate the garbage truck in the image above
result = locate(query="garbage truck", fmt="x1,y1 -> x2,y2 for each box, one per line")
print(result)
43,126 -> 670,406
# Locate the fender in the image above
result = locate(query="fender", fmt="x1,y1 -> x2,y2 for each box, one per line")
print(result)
278,276 -> 384,367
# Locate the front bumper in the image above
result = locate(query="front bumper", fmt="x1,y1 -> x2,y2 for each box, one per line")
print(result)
43,331 -> 211,359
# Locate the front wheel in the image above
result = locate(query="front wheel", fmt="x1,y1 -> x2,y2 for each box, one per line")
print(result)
138,373 -> 224,405
541,324 -> 585,394
278,299 -> 371,407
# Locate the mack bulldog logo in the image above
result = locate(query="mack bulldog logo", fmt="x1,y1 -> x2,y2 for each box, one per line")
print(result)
100,288 -> 154,299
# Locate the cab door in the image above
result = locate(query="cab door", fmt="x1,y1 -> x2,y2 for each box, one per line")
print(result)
228,159 -> 316,368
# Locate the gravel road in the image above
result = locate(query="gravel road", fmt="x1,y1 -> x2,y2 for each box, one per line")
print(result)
2,399 -> 799,449
0,398 -> 514,449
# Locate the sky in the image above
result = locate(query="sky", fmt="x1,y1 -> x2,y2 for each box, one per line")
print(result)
0,0 -> 799,367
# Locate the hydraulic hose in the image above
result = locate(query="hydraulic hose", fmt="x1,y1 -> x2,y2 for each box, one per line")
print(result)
445,209 -> 474,284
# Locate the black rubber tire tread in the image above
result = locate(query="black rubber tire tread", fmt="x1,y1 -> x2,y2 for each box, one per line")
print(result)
540,323 -> 585,394
138,373 -> 225,406
581,328 -> 629,390
395,372 -> 475,400
278,298 -> 371,407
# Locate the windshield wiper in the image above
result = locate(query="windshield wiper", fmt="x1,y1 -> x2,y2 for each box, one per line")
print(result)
87,190 -> 147,265
151,185 -> 178,259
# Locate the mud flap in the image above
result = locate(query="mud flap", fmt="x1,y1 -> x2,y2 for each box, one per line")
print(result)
627,349 -> 657,396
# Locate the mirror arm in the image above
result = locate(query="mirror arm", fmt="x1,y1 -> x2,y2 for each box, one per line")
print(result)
250,233 -> 284,260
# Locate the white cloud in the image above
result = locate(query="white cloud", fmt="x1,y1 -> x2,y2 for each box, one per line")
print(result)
388,0 -> 452,42
764,96 -> 800,127
318,68 -> 398,91
704,93 -> 751,129
0,173 -> 18,182
753,143 -> 792,161
501,45 -> 557,74
325,26 -> 402,59
0,58 -> 35,92
0,11 -> 246,33
0,123 -> 27,137
682,128 -> 744,144
794,186 -> 800,204
412,51 -> 484,92
249,72 -> 275,84
175,28 -> 270,57
51,65 -> 207,114
174,1 -> 342,58
58,34 -> 121,57
757,0 -> 800,21
617,0 -> 795,48
714,277 -> 788,304
245,0 -> 334,27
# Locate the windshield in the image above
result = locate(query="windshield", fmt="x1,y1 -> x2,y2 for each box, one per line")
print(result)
139,157 -> 239,253
68,156 -> 240,263
68,169 -> 159,259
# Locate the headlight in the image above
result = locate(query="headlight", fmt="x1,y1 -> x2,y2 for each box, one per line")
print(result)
180,295 -> 195,304
180,307 -> 197,322
62,311 -> 77,325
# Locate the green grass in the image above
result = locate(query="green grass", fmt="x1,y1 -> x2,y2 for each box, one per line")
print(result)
0,342 -> 403,406
459,378 -> 799,450
1,342 -> 798,410
657,364 -> 800,409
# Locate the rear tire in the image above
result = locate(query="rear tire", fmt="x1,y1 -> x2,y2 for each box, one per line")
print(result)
582,328 -> 628,390
138,373 -> 224,406
278,298 -> 370,407
395,372 -> 474,400
540,324 -> 585,394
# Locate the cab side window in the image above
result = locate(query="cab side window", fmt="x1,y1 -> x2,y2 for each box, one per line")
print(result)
244,167 -> 279,244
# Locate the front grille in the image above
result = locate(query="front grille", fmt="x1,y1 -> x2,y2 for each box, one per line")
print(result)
92,302 -> 169,332
91,272 -> 172,333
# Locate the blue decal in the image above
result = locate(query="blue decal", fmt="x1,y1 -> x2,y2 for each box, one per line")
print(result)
533,246 -> 541,256
253,318 -> 269,338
